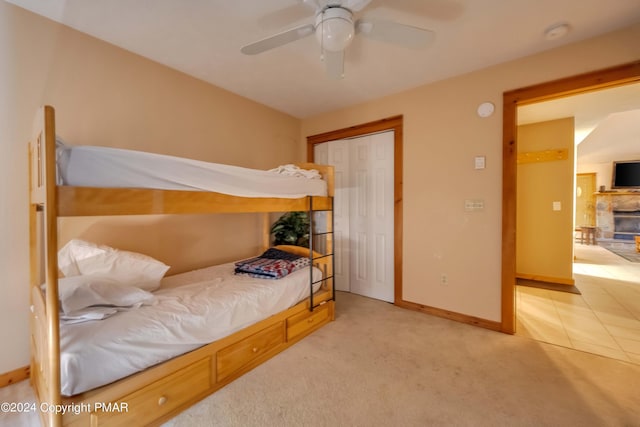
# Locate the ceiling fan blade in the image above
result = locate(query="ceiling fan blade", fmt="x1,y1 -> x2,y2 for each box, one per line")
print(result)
241,24 -> 315,55
323,50 -> 345,80
356,20 -> 435,49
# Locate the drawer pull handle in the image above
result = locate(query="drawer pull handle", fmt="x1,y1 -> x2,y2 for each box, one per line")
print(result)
307,318 -> 314,323
252,347 -> 259,353
158,396 -> 168,406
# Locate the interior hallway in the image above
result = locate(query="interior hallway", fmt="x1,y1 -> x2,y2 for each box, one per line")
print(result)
516,242 -> 640,364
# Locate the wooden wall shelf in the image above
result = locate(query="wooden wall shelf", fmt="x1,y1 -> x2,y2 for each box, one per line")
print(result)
517,149 -> 568,164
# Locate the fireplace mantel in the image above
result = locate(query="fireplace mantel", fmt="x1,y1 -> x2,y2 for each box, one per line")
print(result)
595,192 -> 640,240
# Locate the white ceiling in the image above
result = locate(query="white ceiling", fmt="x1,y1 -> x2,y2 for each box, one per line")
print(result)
8,0 -> 640,118
577,108 -> 640,164
518,82 -> 640,164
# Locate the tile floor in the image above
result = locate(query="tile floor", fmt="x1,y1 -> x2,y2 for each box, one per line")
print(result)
516,242 -> 640,364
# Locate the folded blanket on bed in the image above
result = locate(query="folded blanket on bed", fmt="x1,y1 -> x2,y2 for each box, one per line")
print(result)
235,248 -> 310,279
268,164 -> 322,180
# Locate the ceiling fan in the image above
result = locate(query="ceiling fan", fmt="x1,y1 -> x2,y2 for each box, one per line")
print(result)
240,0 -> 436,79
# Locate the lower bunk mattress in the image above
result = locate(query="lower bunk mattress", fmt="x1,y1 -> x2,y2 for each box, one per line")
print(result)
59,261 -> 322,396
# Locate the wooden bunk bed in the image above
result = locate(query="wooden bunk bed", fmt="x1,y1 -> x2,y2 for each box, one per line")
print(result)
28,105 -> 335,427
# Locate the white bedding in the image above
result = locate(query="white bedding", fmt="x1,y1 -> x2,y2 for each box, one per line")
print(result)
59,262 -> 322,396
56,143 -> 327,198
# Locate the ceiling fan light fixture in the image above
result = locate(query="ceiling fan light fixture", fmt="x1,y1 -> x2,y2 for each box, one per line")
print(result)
315,7 -> 355,52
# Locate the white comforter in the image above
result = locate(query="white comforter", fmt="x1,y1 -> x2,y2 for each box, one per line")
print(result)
56,143 -> 327,198
59,262 -> 321,396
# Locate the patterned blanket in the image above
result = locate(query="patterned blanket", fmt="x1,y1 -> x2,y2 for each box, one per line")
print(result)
235,248 -> 310,279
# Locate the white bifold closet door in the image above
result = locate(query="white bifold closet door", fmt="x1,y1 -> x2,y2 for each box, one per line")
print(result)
314,131 -> 394,302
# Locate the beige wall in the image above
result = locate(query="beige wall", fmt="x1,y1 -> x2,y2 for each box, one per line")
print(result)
300,24 -> 640,322
0,3 -> 299,374
578,162 -> 611,190
516,118 -> 575,283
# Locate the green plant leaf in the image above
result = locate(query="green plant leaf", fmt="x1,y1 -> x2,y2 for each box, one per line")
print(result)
270,211 -> 310,247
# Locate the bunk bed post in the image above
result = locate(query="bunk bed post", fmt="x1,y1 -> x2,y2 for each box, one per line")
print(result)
29,105 -> 62,427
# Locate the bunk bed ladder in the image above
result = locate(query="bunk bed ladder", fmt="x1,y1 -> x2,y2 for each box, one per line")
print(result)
308,196 -> 314,312
308,196 -> 335,312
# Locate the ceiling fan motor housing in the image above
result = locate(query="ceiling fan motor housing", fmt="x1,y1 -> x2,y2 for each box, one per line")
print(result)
315,7 -> 355,51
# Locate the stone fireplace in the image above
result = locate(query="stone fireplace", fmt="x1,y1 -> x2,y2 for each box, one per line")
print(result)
614,211 -> 640,239
595,192 -> 640,241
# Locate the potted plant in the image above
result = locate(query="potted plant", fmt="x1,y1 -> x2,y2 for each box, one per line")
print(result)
270,211 -> 310,247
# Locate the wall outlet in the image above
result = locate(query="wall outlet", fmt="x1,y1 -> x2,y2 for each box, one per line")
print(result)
440,273 -> 448,285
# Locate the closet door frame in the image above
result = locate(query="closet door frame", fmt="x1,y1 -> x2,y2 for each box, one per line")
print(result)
307,116 -> 403,304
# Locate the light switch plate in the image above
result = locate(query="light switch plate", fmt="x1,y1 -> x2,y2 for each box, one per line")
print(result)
474,156 -> 486,170
553,201 -> 561,211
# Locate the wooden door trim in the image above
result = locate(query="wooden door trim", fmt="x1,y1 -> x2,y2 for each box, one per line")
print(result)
306,116 -> 404,304
502,60 -> 640,333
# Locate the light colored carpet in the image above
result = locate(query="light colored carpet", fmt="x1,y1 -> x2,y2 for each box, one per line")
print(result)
163,292 -> 640,427
2,291 -> 639,426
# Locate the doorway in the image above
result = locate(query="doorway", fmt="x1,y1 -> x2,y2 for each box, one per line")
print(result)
576,173 -> 597,230
512,81 -> 640,360
501,60 -> 640,333
314,131 -> 395,302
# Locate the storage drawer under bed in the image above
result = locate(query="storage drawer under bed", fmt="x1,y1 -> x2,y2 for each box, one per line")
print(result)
90,357 -> 211,427
286,303 -> 331,341
216,322 -> 285,382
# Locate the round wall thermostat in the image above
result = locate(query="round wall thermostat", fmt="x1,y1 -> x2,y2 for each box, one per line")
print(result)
477,102 -> 495,118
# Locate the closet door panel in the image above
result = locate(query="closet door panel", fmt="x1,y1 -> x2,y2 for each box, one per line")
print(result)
349,132 -> 394,302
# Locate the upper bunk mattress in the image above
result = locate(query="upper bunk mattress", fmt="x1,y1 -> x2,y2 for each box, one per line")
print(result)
56,144 -> 327,198
59,261 -> 322,396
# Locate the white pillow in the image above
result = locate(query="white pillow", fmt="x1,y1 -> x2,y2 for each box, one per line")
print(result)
55,137 -> 71,185
55,275 -> 155,315
58,239 -> 170,291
